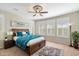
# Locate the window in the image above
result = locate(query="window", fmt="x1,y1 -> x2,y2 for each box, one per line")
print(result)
35,21 -> 39,34
46,19 -> 56,36
35,21 -> 46,35
57,17 -> 70,38
39,21 -> 46,35
35,16 -> 70,38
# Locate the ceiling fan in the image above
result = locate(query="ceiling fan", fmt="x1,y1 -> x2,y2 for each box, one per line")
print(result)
28,5 -> 48,16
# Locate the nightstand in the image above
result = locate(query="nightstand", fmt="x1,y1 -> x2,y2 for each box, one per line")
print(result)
4,40 -> 15,49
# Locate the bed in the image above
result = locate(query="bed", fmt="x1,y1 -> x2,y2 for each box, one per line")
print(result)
11,28 -> 46,56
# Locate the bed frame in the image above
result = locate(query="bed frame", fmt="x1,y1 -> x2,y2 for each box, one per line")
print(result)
11,28 -> 46,56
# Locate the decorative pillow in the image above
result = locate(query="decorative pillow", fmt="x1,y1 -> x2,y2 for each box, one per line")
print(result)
26,32 -> 30,35
16,32 -> 23,36
22,32 -> 26,35
13,32 -> 16,36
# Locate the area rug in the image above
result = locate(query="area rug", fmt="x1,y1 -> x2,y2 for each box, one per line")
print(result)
32,46 -> 64,56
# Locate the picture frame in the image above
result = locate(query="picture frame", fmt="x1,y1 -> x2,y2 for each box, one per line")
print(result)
10,20 -> 29,28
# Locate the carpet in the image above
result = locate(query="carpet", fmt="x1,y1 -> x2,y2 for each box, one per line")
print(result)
32,46 -> 64,56
0,46 -> 28,56
0,46 -> 63,56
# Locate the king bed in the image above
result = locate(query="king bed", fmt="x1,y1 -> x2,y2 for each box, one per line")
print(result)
11,28 -> 46,56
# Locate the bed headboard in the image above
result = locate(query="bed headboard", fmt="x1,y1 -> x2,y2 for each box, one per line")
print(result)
10,28 -> 29,36
11,28 -> 29,32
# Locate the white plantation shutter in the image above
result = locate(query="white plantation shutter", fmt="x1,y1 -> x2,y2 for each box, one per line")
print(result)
46,19 -> 56,36
57,17 -> 70,38
35,16 -> 70,38
35,21 -> 46,35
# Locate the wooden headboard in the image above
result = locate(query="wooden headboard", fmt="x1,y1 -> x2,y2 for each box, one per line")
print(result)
10,28 -> 29,36
11,28 -> 29,33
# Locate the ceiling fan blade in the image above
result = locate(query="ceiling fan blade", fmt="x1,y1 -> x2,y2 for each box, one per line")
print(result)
40,11 -> 48,13
28,11 -> 48,13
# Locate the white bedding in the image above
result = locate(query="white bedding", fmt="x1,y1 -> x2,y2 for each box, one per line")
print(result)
13,36 -> 45,46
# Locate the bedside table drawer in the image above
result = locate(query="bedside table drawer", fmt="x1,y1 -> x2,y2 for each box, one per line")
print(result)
4,40 -> 15,49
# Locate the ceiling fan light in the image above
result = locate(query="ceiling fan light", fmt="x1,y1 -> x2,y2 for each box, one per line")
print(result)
28,4 -> 48,16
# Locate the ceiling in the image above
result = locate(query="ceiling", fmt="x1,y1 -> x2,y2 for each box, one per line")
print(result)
0,3 -> 79,20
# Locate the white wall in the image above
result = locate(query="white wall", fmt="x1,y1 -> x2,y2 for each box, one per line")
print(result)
69,11 -> 79,32
0,10 -> 34,48
0,15 -> 5,48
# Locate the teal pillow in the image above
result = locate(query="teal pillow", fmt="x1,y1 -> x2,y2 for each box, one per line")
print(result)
17,32 -> 23,36
26,32 -> 30,35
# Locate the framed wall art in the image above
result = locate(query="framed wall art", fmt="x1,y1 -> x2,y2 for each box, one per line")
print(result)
10,20 -> 29,28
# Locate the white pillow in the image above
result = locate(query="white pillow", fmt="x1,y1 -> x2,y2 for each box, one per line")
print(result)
22,32 -> 26,35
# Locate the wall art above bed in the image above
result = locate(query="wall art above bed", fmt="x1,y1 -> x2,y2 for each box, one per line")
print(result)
10,20 -> 29,29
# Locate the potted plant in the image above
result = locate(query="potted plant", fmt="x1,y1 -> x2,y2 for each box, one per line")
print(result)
72,31 -> 79,49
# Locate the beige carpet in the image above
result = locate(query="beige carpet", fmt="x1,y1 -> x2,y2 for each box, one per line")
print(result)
0,46 -> 28,56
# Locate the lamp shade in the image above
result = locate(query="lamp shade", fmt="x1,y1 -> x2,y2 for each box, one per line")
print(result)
7,32 -> 10,35
7,31 -> 13,35
69,23 -> 72,26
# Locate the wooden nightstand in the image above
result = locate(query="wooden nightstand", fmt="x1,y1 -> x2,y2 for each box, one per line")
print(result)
4,40 -> 15,49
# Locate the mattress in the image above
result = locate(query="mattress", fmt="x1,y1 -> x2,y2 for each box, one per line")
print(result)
13,36 -> 45,46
